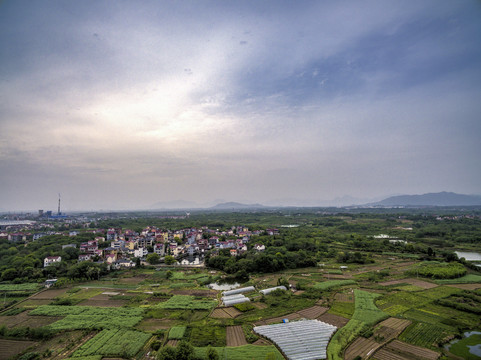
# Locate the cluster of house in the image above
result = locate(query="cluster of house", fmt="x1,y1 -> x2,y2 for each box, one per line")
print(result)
43,226 -> 278,269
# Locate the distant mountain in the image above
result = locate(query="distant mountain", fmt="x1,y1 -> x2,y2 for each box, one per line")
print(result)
375,192 -> 481,206
210,202 -> 266,210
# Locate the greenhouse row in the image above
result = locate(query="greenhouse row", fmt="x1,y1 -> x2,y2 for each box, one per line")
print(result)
222,286 -> 255,297
259,285 -> 287,295
253,319 -> 337,360
223,293 -> 250,306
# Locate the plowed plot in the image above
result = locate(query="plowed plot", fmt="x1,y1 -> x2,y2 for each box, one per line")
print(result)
171,289 -> 217,298
375,318 -> 411,340
78,298 -> 127,307
335,292 -> 354,302
385,340 -> 440,360
210,307 -> 241,319
167,339 -> 179,347
226,326 -> 247,347
223,307 -> 242,318
136,318 -> 176,331
318,313 -> 349,328
345,337 -> 379,360
374,348 -> 411,360
255,312 -> 301,326
379,278 -> 437,289
251,302 -> 268,309
297,305 -> 328,319
0,339 -> 37,360
446,283 -> 481,290
29,288 -> 68,299
0,311 -> 61,329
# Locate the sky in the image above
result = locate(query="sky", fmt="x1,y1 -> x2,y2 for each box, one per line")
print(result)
1,0 -> 481,211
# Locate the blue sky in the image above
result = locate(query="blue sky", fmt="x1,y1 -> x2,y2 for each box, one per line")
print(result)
1,0 -> 480,211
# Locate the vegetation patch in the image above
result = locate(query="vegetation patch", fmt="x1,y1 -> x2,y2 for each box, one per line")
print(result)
0,283 -> 40,291
406,261 -> 467,279
72,328 -> 151,358
435,274 -> 481,284
399,322 -> 451,349
168,326 -> 186,340
449,332 -> 481,360
189,325 -> 226,347
328,302 -> 355,319
312,279 -> 357,291
194,344 -> 284,359
233,302 -> 255,312
158,295 -> 217,310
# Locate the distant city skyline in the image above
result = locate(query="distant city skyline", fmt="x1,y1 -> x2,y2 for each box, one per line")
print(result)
1,1 -> 481,211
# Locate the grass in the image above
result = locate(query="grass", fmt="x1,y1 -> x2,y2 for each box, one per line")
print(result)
194,345 -> 284,360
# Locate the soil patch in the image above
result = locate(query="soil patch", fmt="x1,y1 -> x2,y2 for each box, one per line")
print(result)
379,278 -> 437,289
0,311 -> 61,329
77,299 -> 128,307
136,318 -> 176,331
166,339 -> 179,347
226,326 -> 247,347
297,306 -> 328,319
344,337 -> 379,360
445,283 -> 481,290
379,340 -> 440,360
0,339 -> 37,360
317,313 -> 349,328
170,289 -> 218,298
29,288 -> 69,300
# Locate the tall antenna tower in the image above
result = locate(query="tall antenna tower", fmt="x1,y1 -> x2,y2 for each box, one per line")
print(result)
58,194 -> 61,215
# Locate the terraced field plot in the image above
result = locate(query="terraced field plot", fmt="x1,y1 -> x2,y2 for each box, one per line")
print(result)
226,326 -> 247,346
210,307 -> 242,319
344,337 -> 379,360
377,340 -> 440,360
0,339 -> 37,360
0,311 -> 61,329
317,313 -> 349,328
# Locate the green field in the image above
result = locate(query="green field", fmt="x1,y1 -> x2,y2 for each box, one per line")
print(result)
168,326 -> 187,340
158,295 -> 217,310
312,280 -> 357,290
72,329 -> 151,357
194,345 -> 284,360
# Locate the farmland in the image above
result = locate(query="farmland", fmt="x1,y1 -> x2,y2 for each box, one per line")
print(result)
1,209 -> 481,359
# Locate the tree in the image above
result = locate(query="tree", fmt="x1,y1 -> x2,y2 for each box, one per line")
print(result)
157,346 -> 176,360
147,253 -> 160,265
164,255 -> 176,265
206,346 -> 219,360
175,341 -> 194,360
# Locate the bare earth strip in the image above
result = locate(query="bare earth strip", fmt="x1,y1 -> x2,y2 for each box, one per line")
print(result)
29,288 -> 69,299
0,311 -> 62,329
251,302 -> 268,309
136,318 -> 176,331
385,340 -> 440,360
445,283 -> 481,290
78,299 -> 128,307
297,305 -> 328,319
374,348 -> 413,360
317,313 -> 349,328
379,278 -> 437,289
375,318 -> 411,339
226,326 -> 248,347
335,292 -> 355,303
0,339 -> 37,360
223,307 -> 242,318
210,308 -> 232,319
345,337 -> 380,360
166,340 -> 179,347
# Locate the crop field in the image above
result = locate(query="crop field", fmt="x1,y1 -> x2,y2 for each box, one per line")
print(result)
382,340 -> 440,360
226,325 -> 247,346
312,279 -> 357,290
344,337 -> 379,360
297,305 -> 328,319
29,305 -> 144,330
170,289 -> 217,298
0,311 -> 61,329
328,301 -> 355,318
168,325 -> 186,340
446,283 -> 481,290
399,322 -> 451,349
434,274 -> 481,284
190,325 -> 226,347
158,295 -> 217,310
0,339 -> 37,360
0,283 -> 40,291
374,318 -> 411,340
71,328 -> 151,358
327,290 -> 388,360
334,292 -> 354,302
135,318 -> 176,331
379,278 -> 438,289
194,344 -> 284,360
318,313 -> 349,328
29,288 -> 69,299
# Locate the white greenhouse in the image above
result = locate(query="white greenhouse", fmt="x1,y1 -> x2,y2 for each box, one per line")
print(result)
222,286 -> 255,297
254,319 -> 337,360
223,295 -> 250,307
221,293 -> 246,302
259,285 -> 287,295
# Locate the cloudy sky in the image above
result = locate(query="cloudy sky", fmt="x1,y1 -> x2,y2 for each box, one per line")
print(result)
1,1 -> 481,211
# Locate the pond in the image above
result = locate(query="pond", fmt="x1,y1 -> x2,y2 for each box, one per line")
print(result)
455,251 -> 481,261
446,331 -> 481,359
207,281 -> 240,291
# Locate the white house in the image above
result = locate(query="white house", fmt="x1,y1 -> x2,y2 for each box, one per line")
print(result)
44,256 -> 61,267
134,247 -> 148,258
